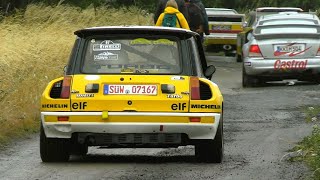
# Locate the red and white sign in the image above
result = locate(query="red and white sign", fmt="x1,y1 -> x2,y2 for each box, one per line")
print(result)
104,85 -> 157,95
274,60 -> 308,70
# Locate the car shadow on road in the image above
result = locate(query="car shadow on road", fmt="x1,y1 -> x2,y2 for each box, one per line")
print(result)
69,154 -> 199,163
245,81 -> 318,88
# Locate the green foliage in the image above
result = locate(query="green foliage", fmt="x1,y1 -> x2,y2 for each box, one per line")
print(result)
2,0 -> 320,14
291,106 -> 320,179
292,125 -> 320,179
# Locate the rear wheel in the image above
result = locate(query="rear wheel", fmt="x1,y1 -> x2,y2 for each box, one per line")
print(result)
314,75 -> 320,84
242,66 -> 253,87
236,54 -> 242,62
40,124 -> 70,162
225,51 -> 235,57
69,143 -> 88,156
195,112 -> 223,163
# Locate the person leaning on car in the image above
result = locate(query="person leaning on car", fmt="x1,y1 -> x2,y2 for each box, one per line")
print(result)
154,0 -> 189,24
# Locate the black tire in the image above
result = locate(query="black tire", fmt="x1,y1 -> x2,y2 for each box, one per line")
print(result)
40,124 -> 70,162
195,112 -> 224,163
242,66 -> 252,87
314,75 -> 320,84
225,51 -> 235,57
236,54 -> 242,62
69,143 -> 88,156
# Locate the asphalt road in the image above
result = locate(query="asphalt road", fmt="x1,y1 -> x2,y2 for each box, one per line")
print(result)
0,55 -> 319,180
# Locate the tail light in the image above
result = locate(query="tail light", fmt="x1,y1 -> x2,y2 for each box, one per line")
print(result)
58,116 -> 69,121
317,47 -> 320,56
190,77 -> 200,100
249,44 -> 262,57
60,76 -> 72,98
189,117 -> 201,122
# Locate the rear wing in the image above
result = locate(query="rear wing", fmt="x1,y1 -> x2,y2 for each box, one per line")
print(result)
257,18 -> 319,26
253,24 -> 320,40
253,33 -> 320,40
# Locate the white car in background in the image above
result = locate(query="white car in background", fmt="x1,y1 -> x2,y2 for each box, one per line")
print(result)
242,13 -> 320,87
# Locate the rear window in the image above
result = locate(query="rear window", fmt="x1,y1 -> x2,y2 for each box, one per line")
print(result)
208,17 -> 243,22
81,37 -> 181,74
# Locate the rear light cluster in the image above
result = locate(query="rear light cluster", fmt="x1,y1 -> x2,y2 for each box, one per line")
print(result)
317,47 -> 320,56
190,77 -> 200,100
58,116 -> 69,121
249,44 -> 263,57
190,77 -> 212,100
60,76 -> 72,99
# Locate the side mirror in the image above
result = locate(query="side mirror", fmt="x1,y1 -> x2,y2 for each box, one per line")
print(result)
242,21 -> 248,28
246,32 -> 253,41
204,65 -> 216,79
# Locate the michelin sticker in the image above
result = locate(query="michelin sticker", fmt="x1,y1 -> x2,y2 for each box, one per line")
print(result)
93,40 -> 121,51
94,52 -> 118,61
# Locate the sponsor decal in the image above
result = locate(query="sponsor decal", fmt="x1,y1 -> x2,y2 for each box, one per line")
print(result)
42,104 -> 68,108
130,38 -> 174,46
94,52 -> 118,61
102,64 -> 171,70
181,91 -> 190,95
93,40 -> 121,51
167,94 -> 182,99
171,76 -> 185,80
72,102 -> 88,110
274,60 -> 308,70
171,103 -> 187,110
191,104 -> 221,109
85,75 -> 100,81
71,90 -> 79,94
76,94 -> 94,98
121,68 -> 134,73
153,39 -> 174,45
135,69 -> 150,74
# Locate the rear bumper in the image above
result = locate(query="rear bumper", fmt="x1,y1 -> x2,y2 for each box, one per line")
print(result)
244,57 -> 320,77
41,112 -> 221,140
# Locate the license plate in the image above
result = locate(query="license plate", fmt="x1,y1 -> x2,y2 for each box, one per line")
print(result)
212,25 -> 231,30
104,84 -> 157,95
274,44 -> 305,53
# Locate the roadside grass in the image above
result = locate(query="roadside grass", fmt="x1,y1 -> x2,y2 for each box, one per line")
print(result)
290,106 -> 320,179
0,3 -> 152,146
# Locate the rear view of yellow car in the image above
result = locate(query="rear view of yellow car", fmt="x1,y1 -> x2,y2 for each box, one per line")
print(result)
40,26 -> 224,163
204,8 -> 245,57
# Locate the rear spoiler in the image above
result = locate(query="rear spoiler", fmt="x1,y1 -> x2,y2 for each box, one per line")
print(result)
254,24 -> 320,33
258,18 -> 319,26
253,33 -> 320,40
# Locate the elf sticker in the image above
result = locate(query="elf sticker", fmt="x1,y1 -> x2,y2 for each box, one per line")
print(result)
94,52 -> 118,61
93,40 -> 121,51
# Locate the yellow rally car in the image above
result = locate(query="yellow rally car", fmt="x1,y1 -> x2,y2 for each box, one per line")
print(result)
40,26 -> 224,163
204,8 -> 245,57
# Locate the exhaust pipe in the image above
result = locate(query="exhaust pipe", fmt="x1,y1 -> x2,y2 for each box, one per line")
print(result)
223,45 -> 232,51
